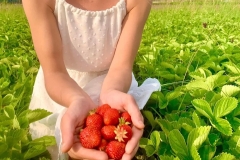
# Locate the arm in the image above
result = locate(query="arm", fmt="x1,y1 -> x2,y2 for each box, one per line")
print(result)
23,1 -> 105,157
22,0 -> 93,108
100,0 -> 152,96
100,0 -> 152,158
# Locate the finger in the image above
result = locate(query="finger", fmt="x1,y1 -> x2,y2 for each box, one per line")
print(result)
125,126 -> 143,154
61,111 -> 76,152
69,144 -> 108,160
122,143 -> 139,160
123,96 -> 145,129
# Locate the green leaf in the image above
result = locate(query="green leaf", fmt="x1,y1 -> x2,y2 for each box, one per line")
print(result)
229,117 -> 240,131
192,99 -> 213,119
159,155 -> 180,160
13,116 -> 20,129
198,145 -> 216,160
3,105 -> 15,119
210,118 -> 232,136
192,112 -> 201,127
0,94 -> 2,108
166,90 -> 184,101
2,94 -> 14,106
0,142 -> 8,155
0,81 -> 10,90
212,152 -> 236,160
232,104 -> 240,116
145,145 -> 156,157
142,110 -> 157,129
221,85 -> 240,97
169,129 -> 189,159
222,62 -> 240,74
213,97 -> 238,118
27,109 -> 52,123
150,131 -> 161,149
18,116 -> 29,128
208,133 -> 220,146
186,80 -> 210,91
187,126 -> 211,150
179,117 -> 195,132
190,146 -> 201,160
156,91 -> 168,109
139,138 -> 152,148
29,136 -> 56,147
205,71 -> 226,90
157,119 -> 174,135
24,144 -> 46,159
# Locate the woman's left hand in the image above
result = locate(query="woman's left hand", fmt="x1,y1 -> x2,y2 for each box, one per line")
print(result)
100,89 -> 145,160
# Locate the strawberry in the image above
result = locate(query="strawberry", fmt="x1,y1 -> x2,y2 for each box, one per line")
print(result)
106,141 -> 126,160
85,111 -> 103,129
101,125 -> 116,141
115,124 -> 133,143
103,108 -> 120,125
79,127 -> 101,149
121,112 -> 132,124
98,139 -> 108,151
96,104 -> 111,117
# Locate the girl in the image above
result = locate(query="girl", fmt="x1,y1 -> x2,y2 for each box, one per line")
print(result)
22,0 -> 160,159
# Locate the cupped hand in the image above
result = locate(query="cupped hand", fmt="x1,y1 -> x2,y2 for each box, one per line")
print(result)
100,90 -> 145,160
60,97 -> 108,160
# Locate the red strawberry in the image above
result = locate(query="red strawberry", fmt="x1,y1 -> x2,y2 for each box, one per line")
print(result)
85,111 -> 103,129
101,125 -> 116,141
115,125 -> 133,143
106,141 -> 126,160
121,112 -> 132,124
103,108 -> 120,125
79,127 -> 101,149
96,104 -> 111,117
98,139 -> 108,151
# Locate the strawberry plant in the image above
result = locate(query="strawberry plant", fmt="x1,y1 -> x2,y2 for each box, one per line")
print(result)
0,5 -> 56,159
136,3 -> 240,160
2,2 -> 240,160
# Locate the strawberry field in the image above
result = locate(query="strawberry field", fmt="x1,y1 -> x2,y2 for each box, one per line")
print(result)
1,2 -> 240,160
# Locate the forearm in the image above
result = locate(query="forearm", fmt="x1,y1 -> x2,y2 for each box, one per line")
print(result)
101,68 -> 132,95
44,71 -> 89,108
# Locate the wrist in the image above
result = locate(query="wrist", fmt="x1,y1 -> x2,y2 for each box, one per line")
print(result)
69,94 -> 96,111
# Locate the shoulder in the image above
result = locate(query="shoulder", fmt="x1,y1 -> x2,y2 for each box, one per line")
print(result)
125,0 -> 152,13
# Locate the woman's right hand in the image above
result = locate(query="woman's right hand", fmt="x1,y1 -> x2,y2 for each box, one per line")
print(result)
60,97 -> 108,160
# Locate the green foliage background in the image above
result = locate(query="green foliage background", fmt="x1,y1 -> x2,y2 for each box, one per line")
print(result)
0,2 -> 240,160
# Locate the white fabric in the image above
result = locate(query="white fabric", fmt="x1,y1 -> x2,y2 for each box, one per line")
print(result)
29,0 -> 161,159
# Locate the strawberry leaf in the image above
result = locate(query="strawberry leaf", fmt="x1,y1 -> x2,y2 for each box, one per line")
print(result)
3,105 -> 15,119
27,109 -> 52,123
190,146 -> 201,160
192,99 -> 213,119
212,152 -> 236,160
2,94 -> 14,107
210,118 -> 232,136
145,145 -> 156,157
142,110 -> 157,129
159,155 -> 180,160
221,85 -> 240,97
198,145 -> 216,160
150,131 -> 161,150
169,129 -> 189,159
157,119 -> 174,135
187,126 -> 211,150
186,80 -> 210,91
213,97 -> 238,118
192,112 -> 202,127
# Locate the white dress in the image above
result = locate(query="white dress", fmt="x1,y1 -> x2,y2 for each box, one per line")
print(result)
29,0 -> 161,159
